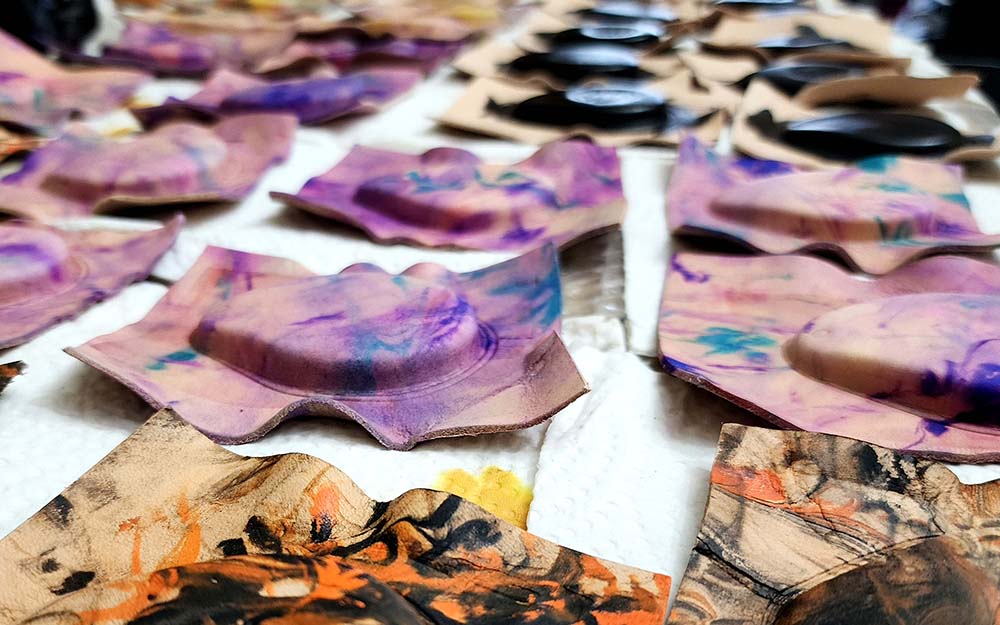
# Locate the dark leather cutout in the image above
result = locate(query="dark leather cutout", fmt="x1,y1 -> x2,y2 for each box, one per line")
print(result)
755,25 -> 857,54
505,44 -> 649,82
714,0 -> 801,7
748,109 -> 995,159
539,24 -> 663,48
736,61 -> 867,95
575,1 -> 677,23
489,86 -> 704,132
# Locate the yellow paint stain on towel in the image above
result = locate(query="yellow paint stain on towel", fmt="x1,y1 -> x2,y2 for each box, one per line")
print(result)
436,467 -> 533,529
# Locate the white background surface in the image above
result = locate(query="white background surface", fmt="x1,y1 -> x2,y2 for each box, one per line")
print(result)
3,46 -> 1000,610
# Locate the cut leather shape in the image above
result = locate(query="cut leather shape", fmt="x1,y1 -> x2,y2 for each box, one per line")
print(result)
513,8 -> 686,58
659,252 -> 1000,461
505,44 -> 650,82
793,72 -> 979,108
754,25 -> 856,54
332,0 -> 503,40
335,13 -> 477,41
133,68 -> 421,126
669,138 -> 1000,274
0,30 -> 147,136
67,244 -> 586,449
736,60 -> 868,95
732,79 -> 1000,167
0,115 -> 296,221
0,362 -> 24,395
441,74 -> 728,146
575,1 -> 677,23
703,13 -> 894,60
668,424 -> 1000,624
0,217 -> 182,349
0,410 -> 671,624
785,293 -> 1000,422
714,0 -> 801,7
220,69 -> 421,123
488,85 -> 701,132
538,24 -> 664,48
271,140 -> 625,250
253,28 -> 465,75
90,14 -> 296,75
0,129 -> 45,163
452,36 -> 683,90
678,49 -> 909,89
130,68 -> 269,127
748,109 -> 996,160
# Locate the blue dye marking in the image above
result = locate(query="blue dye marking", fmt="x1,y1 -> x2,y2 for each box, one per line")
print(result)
694,327 -> 776,362
146,349 -> 198,370
923,420 -> 948,437
670,256 -> 710,283
940,192 -> 971,209
856,155 -> 897,173
662,357 -> 700,375
876,182 -> 910,193
489,259 -> 562,326
406,170 -> 465,193
875,217 -> 921,247
732,156 -> 797,177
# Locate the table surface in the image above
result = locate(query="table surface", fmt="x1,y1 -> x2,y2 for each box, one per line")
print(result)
2,18 -> 1000,610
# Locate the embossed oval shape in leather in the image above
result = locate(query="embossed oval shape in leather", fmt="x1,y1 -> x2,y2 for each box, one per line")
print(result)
540,24 -> 663,48
0,226 -> 77,305
755,25 -> 856,54
748,109 -> 994,159
489,86 -> 697,132
575,1 -> 677,23
191,273 -> 489,395
506,44 -> 647,82
784,293 -> 1000,424
741,61 -> 867,95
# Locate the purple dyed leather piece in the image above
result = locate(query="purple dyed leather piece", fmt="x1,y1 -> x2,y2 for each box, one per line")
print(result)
271,140 -> 626,250
0,30 -> 148,136
219,69 -> 422,123
0,216 -> 183,349
255,28 -> 465,74
67,244 -> 587,450
132,68 -> 421,126
659,252 -> 1000,462
785,293 -> 1000,423
669,137 -> 1000,274
0,114 -> 296,221
86,17 -> 296,76
98,21 -> 217,75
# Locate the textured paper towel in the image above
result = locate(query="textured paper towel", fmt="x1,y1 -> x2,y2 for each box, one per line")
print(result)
527,347 -> 761,603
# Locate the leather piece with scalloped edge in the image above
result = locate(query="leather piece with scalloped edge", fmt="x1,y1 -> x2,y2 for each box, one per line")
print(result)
271,139 -> 626,251
67,244 -> 587,450
668,137 -> 1000,274
668,423 -> 1000,624
659,251 -> 1000,462
0,114 -> 296,221
0,217 -> 183,349
0,409 -> 670,624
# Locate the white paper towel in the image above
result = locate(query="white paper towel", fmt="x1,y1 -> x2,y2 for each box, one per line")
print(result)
527,347 -> 762,604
